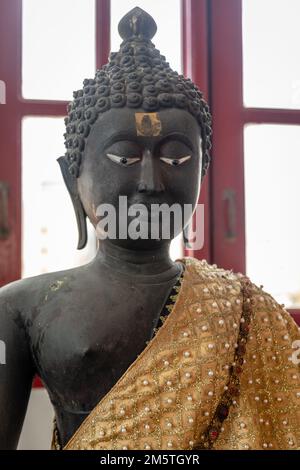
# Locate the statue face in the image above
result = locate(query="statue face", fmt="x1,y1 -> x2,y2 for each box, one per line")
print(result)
77,107 -> 203,249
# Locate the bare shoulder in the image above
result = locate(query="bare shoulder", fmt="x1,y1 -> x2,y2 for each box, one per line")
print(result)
0,264 -> 92,326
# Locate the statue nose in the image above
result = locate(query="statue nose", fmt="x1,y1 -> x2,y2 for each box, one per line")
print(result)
137,150 -> 165,194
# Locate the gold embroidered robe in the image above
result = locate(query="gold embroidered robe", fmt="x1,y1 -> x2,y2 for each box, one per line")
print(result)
61,257 -> 300,450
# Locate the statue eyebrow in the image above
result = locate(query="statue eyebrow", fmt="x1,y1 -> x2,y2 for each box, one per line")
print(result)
156,133 -> 194,152
102,131 -> 138,149
102,131 -> 195,153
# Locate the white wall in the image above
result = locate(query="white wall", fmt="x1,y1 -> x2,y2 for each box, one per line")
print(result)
18,388 -> 54,450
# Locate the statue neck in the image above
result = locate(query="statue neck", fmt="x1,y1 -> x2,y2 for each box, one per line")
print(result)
92,239 -> 182,282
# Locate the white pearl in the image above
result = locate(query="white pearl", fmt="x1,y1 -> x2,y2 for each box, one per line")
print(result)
167,441 -> 173,448
99,430 -> 105,437
226,301 -> 231,307
184,351 -> 190,358
269,443 -> 273,448
232,400 -> 237,405
189,440 -> 194,446
219,319 -> 225,325
145,444 -> 151,450
187,395 -> 193,401
224,364 -> 229,370
296,392 -> 300,397
196,308 -> 201,313
121,426 -> 127,433
292,375 -> 297,379
188,417 -> 194,423
263,399 -> 268,404
208,370 -> 214,376
263,443 -> 268,448
240,422 -> 246,428
244,444 -> 249,449
144,406 -> 150,412
259,297 -> 265,302
288,439 -> 294,446
166,398 -> 172,404
208,391 -> 213,396
120,408 -> 125,415
225,343 -> 230,349
252,354 -> 256,359
212,302 -> 218,308
122,446 -> 128,450
166,380 -> 172,386
166,422 -> 172,428
272,356 -> 276,360
265,421 -> 269,426
145,424 -> 150,430
283,335 -> 289,340
143,379 -> 149,386
263,318 -> 268,322
203,288 -> 209,293
224,385 -> 228,390
208,343 -> 214,349
255,396 -> 260,401
259,418 -> 264,423
202,325 -> 208,331
185,372 -> 191,378
164,360 -> 169,366
274,379 -> 279,384
282,420 -> 288,425
204,411 -> 209,416
233,323 -> 238,329
240,318 -> 245,323
236,299 -> 241,304
183,331 -> 189,337
277,315 -> 282,321
277,397 -> 282,402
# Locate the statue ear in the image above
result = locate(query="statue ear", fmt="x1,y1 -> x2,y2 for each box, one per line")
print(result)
57,157 -> 87,250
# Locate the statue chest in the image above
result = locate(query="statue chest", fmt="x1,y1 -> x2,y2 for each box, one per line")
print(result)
30,281 -> 173,412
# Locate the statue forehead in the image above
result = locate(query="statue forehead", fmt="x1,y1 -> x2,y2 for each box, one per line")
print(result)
87,107 -> 200,143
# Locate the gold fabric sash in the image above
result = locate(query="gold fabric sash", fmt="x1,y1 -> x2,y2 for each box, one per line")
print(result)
62,257 -> 300,450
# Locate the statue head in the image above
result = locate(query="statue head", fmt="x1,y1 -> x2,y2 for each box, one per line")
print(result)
58,7 -> 212,250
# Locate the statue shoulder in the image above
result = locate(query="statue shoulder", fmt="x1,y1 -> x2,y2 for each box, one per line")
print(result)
0,265 -> 85,322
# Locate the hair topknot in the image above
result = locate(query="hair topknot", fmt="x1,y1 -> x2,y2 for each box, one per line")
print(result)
63,7 -> 212,180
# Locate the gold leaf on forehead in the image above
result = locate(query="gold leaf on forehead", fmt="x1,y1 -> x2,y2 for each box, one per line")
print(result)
135,113 -> 162,137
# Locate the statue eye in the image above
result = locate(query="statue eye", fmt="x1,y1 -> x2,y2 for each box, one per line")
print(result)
160,155 -> 192,166
106,153 -> 141,166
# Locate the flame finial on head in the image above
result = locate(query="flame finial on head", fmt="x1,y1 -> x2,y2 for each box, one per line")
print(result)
118,7 -> 157,42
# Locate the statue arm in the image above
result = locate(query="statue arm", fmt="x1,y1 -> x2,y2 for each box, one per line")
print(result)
0,285 -> 35,449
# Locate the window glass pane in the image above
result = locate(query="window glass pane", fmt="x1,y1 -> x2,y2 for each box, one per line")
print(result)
243,0 -> 300,109
22,117 -> 96,278
22,0 -> 96,100
244,124 -> 300,308
111,0 -> 182,74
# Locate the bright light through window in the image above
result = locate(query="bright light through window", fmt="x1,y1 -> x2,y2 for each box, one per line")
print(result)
22,0 -> 96,101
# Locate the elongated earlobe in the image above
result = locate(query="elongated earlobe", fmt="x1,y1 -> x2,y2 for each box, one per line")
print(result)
57,157 -> 87,250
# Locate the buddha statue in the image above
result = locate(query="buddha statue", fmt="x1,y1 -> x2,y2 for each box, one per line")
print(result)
0,8 -> 300,451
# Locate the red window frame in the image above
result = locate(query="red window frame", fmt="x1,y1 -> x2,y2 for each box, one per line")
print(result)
0,0 -> 110,288
208,0 -> 300,323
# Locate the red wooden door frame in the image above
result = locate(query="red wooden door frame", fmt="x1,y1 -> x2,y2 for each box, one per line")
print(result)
0,0 -> 110,289
209,0 -> 300,324
182,0 -> 211,263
